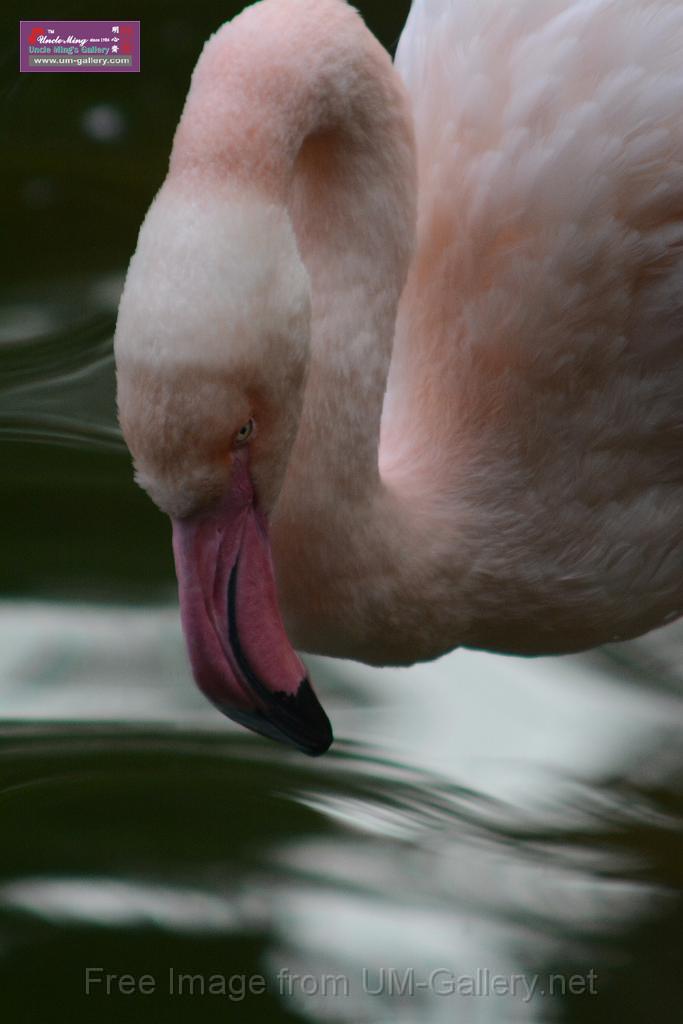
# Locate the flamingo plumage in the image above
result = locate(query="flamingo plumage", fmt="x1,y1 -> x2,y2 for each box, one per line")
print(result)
114,0 -> 683,754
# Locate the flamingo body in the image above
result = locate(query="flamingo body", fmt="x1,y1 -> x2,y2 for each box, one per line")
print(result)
115,0 -> 683,752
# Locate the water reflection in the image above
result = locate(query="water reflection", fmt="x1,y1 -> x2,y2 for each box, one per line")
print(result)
0,275 -> 123,450
80,104 -> 127,144
1,877 -> 243,933
0,602 -> 680,1021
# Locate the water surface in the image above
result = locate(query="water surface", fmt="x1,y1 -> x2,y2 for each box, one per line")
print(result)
0,600 -> 681,1022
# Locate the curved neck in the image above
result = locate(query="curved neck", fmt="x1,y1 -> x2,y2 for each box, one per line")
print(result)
173,0 -> 415,485
174,1 -> 456,662
272,3 -> 421,658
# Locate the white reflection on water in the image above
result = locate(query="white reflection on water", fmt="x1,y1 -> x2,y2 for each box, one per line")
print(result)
0,877 -> 244,934
80,104 -> 127,143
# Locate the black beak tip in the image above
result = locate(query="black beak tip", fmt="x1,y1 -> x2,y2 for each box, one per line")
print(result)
221,676 -> 334,757
224,563 -> 332,754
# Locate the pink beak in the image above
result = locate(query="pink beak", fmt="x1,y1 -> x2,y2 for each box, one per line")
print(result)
171,456 -> 332,756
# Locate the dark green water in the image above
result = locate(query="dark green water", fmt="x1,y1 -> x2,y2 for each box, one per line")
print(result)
2,2 -> 682,1021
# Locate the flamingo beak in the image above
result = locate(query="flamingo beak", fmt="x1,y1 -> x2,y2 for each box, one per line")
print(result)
171,458 -> 332,756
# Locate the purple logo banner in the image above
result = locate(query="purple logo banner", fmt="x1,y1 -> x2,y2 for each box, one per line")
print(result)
19,20 -> 140,73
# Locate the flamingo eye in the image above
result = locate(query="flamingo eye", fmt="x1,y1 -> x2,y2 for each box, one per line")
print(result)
234,418 -> 255,446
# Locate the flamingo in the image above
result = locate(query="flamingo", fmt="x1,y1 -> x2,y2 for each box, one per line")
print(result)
114,0 -> 683,755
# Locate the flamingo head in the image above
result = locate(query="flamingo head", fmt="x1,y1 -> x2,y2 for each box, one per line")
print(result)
114,187 -> 333,755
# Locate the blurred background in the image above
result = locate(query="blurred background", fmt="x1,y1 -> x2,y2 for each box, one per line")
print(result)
1,1 -> 681,1021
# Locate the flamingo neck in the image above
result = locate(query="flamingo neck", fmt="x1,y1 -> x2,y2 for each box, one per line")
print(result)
171,0 -> 466,662
247,4 -> 459,662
